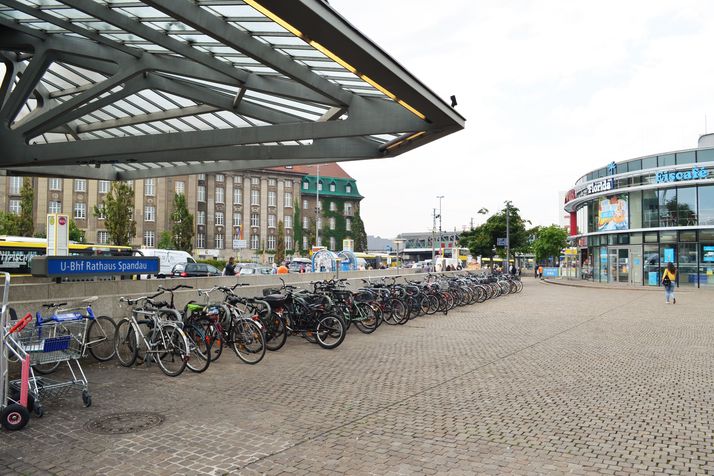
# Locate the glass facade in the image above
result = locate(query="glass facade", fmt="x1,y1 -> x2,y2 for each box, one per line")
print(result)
568,147 -> 714,288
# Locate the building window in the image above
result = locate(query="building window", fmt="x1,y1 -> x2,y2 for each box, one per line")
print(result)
303,181 -> 309,190
250,234 -> 259,250
268,191 -> 276,207
233,175 -> 242,184
49,178 -> 62,191
303,236 -> 308,250
74,179 -> 86,192
9,177 -> 22,195
303,199 -> 308,210
346,218 -> 352,231
144,230 -> 155,247
329,183 -> 336,192
198,185 -> 206,202
175,181 -> 185,195
215,212 -> 224,226
216,187 -> 224,204
144,206 -> 155,222
268,214 -> 276,228
251,190 -> 260,205
330,201 -> 336,211
196,233 -> 205,248
96,205 -> 106,220
346,184 -> 352,193
251,213 -> 260,227
285,235 -> 293,250
97,231 -> 108,245
345,202 -> 353,214
251,177 -> 260,186
215,233 -> 224,249
198,174 -> 206,181
234,187 -> 242,204
144,178 -> 155,196
216,174 -> 224,183
303,216 -> 309,229
329,217 -> 336,230
98,180 -> 110,194
74,202 -> 86,220
49,201 -> 62,214
284,192 -> 293,207
8,199 -> 20,215
268,178 -> 276,187
267,235 -> 276,250
284,215 -> 292,229
233,213 -> 242,227
317,181 -> 323,191
197,210 -> 205,226
329,237 -> 336,250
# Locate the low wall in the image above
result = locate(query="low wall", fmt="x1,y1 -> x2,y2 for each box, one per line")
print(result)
7,269 -> 436,320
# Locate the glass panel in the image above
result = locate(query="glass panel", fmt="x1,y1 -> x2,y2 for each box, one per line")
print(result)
609,249 -> 618,283
644,244 -> 659,286
699,229 -> 714,241
599,247 -> 608,282
658,188 -> 677,227
679,243 -> 698,286
616,234 -> 630,245
631,245 -> 643,285
676,151 -> 696,165
630,191 -> 642,229
644,232 -> 658,243
592,247 -> 600,281
628,160 -> 642,172
700,243 -> 714,286
630,233 -> 642,244
643,189 -> 658,228
608,234 -> 616,245
697,148 -> 714,163
698,185 -> 714,225
618,248 -> 629,283
660,245 -> 677,286
658,154 -> 675,167
677,187 -> 697,226
660,231 -> 677,243
679,230 -> 696,242
642,156 -> 657,170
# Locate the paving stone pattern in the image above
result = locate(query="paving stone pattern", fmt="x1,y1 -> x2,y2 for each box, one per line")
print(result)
1,279 -> 713,475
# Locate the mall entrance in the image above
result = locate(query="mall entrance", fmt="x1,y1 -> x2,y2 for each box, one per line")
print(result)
607,246 -> 643,285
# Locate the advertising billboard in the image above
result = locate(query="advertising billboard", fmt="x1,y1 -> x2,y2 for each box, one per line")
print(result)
597,195 -> 629,231
703,245 -> 714,263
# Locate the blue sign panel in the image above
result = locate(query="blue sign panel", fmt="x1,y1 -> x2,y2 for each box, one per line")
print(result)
663,248 -> 675,264
43,257 -> 159,276
648,271 -> 659,286
543,267 -> 559,277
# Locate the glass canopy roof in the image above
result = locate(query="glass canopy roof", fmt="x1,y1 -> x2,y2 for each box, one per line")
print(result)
0,0 -> 465,180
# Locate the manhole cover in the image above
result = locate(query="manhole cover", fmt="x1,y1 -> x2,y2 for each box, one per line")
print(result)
84,412 -> 165,435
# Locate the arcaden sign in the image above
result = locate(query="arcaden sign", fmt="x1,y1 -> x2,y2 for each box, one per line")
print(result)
655,166 -> 709,184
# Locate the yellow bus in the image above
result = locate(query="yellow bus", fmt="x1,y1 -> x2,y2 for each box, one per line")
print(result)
0,236 -> 134,275
354,252 -> 392,269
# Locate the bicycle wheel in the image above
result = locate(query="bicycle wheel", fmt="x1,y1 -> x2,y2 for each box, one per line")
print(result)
206,322 -> 223,362
231,319 -> 266,364
114,318 -> 138,367
315,315 -> 346,349
87,316 -> 116,361
265,312 -> 287,351
353,303 -> 378,334
387,299 -> 406,324
154,325 -> 189,377
184,323 -> 211,373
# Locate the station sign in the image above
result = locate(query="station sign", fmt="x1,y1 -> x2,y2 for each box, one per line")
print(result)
31,256 -> 160,277
655,166 -> 709,184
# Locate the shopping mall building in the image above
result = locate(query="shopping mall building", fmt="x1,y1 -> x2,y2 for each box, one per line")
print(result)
564,134 -> 714,287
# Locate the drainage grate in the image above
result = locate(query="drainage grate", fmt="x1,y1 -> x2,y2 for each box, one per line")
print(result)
84,411 -> 165,435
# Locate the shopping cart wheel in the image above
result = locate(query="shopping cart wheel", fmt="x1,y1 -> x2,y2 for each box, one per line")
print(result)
82,390 -> 92,408
1,404 -> 30,431
34,404 -> 44,418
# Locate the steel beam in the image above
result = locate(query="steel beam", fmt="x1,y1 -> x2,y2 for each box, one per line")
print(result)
75,105 -> 221,134
0,47 -> 50,124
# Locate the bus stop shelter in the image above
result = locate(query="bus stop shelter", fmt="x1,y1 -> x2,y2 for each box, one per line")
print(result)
0,0 -> 464,179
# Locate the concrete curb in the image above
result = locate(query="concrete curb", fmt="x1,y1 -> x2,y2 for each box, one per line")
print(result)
540,278 -> 696,293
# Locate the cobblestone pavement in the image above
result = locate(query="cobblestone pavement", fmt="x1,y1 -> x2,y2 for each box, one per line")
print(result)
1,279 -> 713,475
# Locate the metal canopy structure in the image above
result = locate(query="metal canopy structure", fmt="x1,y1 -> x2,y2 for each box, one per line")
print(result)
0,0 -> 465,180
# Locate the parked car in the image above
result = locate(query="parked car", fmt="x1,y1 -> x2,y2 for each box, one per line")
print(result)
171,262 -> 221,278
139,248 -> 195,277
288,258 -> 312,273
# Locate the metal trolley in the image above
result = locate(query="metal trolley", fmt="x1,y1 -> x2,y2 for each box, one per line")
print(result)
1,275 -> 92,431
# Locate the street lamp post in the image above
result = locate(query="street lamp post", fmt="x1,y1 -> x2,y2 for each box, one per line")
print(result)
315,164 -> 320,248
437,195 -> 444,262
505,201 -> 511,271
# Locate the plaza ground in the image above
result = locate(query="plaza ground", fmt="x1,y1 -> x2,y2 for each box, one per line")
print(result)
1,279 -> 712,475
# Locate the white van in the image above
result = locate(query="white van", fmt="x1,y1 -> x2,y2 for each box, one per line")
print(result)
139,249 -> 196,277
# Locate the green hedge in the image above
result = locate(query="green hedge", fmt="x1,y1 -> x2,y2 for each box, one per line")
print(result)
197,258 -> 226,271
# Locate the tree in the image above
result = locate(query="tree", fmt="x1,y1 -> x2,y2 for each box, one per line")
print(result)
94,181 -> 136,246
275,220 -> 285,264
352,210 -> 368,252
18,177 -> 33,237
0,212 -> 19,235
171,192 -> 194,253
532,225 -> 568,263
459,203 -> 529,259
158,230 -> 173,249
293,199 -> 303,254
68,219 -> 85,243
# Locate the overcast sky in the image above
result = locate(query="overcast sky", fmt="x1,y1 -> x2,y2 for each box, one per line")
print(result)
331,0 -> 714,238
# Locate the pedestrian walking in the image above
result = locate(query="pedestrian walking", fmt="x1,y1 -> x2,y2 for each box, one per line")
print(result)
662,262 -> 677,304
538,265 -> 543,279
223,256 -> 237,276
